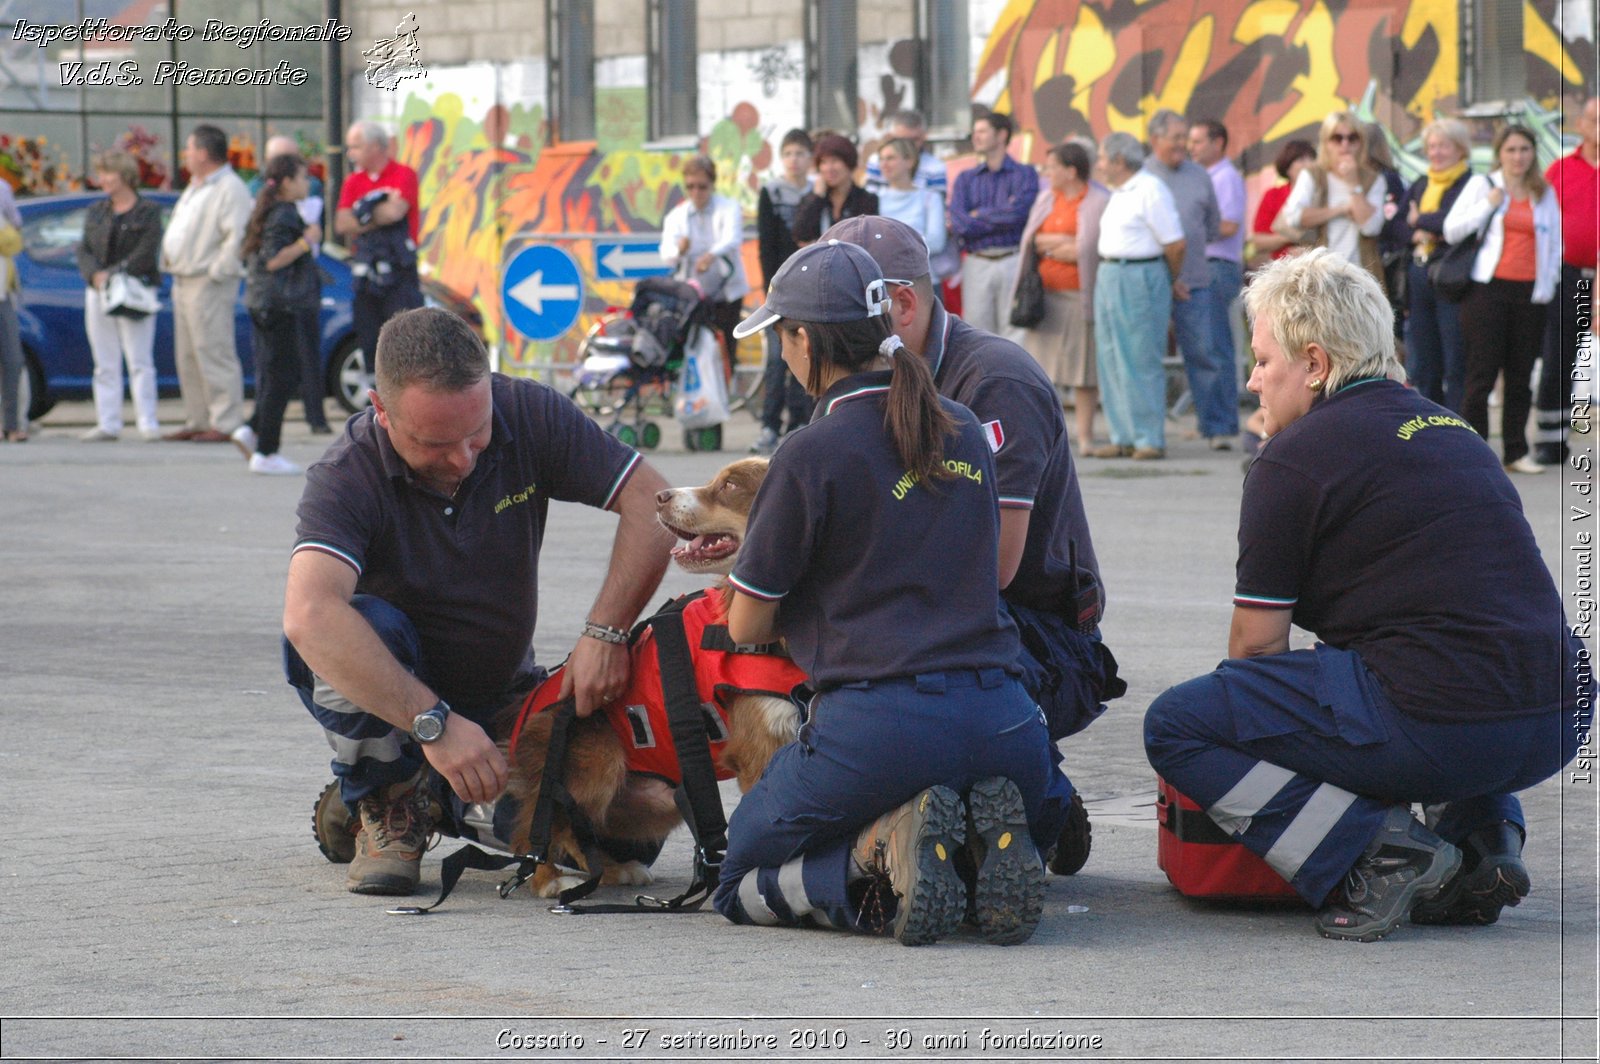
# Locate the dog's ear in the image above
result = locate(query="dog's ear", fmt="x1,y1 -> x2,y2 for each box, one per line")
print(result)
725,458 -> 769,498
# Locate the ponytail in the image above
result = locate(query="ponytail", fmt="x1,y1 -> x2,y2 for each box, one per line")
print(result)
881,332 -> 956,481
241,154 -> 304,260
780,313 -> 956,481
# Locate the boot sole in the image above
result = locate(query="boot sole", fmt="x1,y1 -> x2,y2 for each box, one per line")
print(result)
313,781 -> 357,864
1412,854 -> 1531,926
968,777 -> 1045,946
1048,792 -> 1092,876
346,868 -> 421,896
893,786 -> 968,947
1316,842 -> 1462,943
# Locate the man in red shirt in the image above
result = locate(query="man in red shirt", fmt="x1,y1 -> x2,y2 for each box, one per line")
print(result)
1537,97 -> 1599,465
336,121 -> 424,381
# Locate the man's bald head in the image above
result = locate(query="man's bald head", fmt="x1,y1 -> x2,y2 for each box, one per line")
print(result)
265,135 -> 299,161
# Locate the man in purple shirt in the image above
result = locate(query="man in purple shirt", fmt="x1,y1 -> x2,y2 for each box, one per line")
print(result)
1189,119 -> 1247,448
948,111 -> 1038,337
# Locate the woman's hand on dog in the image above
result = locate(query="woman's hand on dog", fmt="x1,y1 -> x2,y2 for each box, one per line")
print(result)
424,716 -> 509,804
562,637 -> 632,718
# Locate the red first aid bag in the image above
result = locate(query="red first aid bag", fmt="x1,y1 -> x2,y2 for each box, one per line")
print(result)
1156,777 -> 1304,902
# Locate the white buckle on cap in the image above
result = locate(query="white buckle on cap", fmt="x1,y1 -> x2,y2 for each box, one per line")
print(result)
866,277 -> 889,317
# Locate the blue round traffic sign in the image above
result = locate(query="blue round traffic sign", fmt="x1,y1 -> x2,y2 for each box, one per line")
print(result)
501,243 -> 584,341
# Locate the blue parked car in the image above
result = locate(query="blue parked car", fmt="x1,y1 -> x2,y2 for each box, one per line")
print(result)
13,191 -> 478,421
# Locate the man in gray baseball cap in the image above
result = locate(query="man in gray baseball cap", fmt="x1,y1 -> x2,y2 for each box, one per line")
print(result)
822,214 -> 1124,878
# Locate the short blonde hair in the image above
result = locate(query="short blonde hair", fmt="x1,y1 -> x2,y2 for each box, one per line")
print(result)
1314,110 -> 1374,177
1245,248 -> 1398,393
1420,117 -> 1472,164
93,150 -> 139,189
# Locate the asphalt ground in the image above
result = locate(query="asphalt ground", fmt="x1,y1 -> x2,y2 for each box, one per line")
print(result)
2,393 -> 1596,1063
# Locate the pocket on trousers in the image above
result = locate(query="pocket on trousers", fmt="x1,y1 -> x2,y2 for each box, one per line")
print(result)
1311,644 -> 1391,747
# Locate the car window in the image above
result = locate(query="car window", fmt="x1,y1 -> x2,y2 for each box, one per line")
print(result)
23,206 -> 88,268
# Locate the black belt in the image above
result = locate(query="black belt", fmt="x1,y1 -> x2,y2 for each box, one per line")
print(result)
1101,255 -> 1160,265
970,246 -> 1019,259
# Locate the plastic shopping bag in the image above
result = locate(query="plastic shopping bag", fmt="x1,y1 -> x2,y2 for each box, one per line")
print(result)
674,325 -> 730,430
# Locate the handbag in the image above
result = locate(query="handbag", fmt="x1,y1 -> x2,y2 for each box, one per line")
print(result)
103,270 -> 159,318
1008,245 -> 1046,329
1426,215 -> 1489,303
674,324 -> 730,430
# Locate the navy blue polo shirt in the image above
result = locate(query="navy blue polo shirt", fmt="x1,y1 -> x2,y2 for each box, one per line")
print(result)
926,301 -> 1103,616
293,374 -> 641,708
729,370 -> 1020,687
1236,378 -> 1576,722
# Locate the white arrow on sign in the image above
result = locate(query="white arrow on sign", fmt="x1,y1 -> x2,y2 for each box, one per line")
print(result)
599,243 -> 666,277
507,270 -> 579,315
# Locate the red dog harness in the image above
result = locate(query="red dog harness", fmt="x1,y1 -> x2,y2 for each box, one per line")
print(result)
509,593 -> 807,784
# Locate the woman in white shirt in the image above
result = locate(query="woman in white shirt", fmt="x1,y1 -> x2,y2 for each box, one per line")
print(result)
874,138 -> 947,260
1277,110 -> 1386,270
1444,125 -> 1563,474
659,155 -> 750,376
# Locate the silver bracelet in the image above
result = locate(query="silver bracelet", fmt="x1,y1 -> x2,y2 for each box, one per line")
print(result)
582,620 -> 629,646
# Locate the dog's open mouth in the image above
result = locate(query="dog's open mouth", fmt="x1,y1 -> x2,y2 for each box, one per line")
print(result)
664,523 -> 741,564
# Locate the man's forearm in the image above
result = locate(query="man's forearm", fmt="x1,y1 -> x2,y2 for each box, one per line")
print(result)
285,595 -> 437,731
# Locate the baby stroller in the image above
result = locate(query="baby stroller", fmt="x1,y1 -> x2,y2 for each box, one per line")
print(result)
572,257 -> 733,451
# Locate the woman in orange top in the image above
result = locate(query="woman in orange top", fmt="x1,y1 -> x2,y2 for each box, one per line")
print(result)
1443,126 -> 1563,474
1016,142 -> 1109,453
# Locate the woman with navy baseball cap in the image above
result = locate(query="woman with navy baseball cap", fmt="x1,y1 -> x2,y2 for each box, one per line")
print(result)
716,240 -> 1065,946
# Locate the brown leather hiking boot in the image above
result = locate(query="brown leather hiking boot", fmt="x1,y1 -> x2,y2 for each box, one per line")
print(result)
850,786 -> 967,946
347,778 -> 433,895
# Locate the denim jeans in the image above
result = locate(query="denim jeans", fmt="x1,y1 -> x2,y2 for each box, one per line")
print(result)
1405,262 -> 1466,410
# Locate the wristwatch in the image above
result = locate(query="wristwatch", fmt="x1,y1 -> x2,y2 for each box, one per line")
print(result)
412,699 -> 451,743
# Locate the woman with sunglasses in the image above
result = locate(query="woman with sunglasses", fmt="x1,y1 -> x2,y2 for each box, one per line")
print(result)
659,155 -> 751,376
1403,118 -> 1476,411
1276,111 -> 1387,276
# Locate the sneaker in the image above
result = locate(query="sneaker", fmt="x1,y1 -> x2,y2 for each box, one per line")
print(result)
79,427 -> 119,442
964,777 -> 1045,945
1314,806 -> 1461,942
851,786 -> 968,945
1504,455 -> 1544,475
1047,791 -> 1092,876
230,424 -> 258,459
749,427 -> 779,456
347,779 -> 433,895
249,452 -> 303,476
1207,435 -> 1233,451
138,426 -> 162,442
1411,820 -> 1530,926
309,422 -> 335,436
312,780 -> 358,864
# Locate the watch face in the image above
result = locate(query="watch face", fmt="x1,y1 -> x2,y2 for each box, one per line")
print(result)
414,712 -> 445,742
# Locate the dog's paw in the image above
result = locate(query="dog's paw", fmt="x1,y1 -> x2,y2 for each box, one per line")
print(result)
604,860 -> 655,887
537,872 -> 591,898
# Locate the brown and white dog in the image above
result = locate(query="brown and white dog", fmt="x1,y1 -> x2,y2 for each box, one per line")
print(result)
497,457 -> 802,898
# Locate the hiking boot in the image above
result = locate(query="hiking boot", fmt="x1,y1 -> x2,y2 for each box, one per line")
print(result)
1315,806 -> 1461,942
1411,820 -> 1530,926
346,777 -> 433,895
965,777 -> 1045,945
851,786 -> 967,946
1047,791 -> 1092,876
312,780 -> 358,864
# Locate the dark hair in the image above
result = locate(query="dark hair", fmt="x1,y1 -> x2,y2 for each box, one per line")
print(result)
976,111 -> 1014,141
241,153 -> 304,260
1191,119 -> 1228,150
778,313 -> 956,482
189,125 -> 229,165
780,128 -> 814,153
1274,138 -> 1316,180
683,154 -> 716,183
814,133 -> 859,172
1494,124 -> 1548,199
375,307 -> 490,400
1049,141 -> 1093,180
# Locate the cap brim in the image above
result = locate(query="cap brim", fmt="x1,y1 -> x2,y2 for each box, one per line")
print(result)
732,304 -> 781,339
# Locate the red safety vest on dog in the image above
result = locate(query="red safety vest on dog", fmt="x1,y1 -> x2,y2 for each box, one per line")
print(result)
510,594 -> 807,784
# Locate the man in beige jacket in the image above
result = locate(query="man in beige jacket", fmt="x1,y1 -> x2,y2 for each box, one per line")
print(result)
160,125 -> 252,442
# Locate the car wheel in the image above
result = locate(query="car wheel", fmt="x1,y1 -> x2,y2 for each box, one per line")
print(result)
328,339 -> 373,414
21,349 -> 53,421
